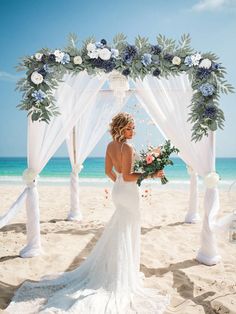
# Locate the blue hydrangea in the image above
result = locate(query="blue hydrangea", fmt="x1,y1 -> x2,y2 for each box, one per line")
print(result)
95,42 -> 103,49
141,53 -> 152,66
184,55 -> 193,67
61,53 -> 70,64
199,83 -> 215,97
43,64 -> 54,73
32,90 -> 46,102
197,68 -> 211,80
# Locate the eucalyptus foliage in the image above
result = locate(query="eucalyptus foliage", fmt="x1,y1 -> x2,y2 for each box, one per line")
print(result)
16,33 -> 234,141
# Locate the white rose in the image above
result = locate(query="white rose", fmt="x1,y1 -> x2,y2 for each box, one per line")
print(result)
73,56 -> 83,65
31,71 -> 44,85
87,43 -> 96,52
54,49 -> 64,63
98,48 -> 111,60
199,58 -> 212,69
172,56 -> 181,65
35,53 -> 43,61
88,50 -> 99,59
204,172 -> 220,188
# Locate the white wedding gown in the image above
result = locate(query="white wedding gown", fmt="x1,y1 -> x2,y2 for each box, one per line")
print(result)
6,146 -> 169,314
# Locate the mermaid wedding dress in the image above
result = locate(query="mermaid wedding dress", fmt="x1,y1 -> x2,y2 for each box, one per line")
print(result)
6,145 -> 169,314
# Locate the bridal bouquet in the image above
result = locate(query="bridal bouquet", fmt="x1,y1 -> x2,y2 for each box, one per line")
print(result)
133,140 -> 179,186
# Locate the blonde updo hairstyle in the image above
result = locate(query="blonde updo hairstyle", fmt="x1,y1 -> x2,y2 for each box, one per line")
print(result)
109,112 -> 134,142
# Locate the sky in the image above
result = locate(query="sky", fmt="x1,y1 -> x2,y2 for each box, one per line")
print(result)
0,0 -> 236,157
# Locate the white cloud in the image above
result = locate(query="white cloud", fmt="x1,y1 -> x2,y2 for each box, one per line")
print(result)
0,71 -> 21,82
192,0 -> 236,11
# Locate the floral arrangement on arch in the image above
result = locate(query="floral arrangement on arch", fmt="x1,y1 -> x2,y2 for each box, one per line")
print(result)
16,33 -> 234,141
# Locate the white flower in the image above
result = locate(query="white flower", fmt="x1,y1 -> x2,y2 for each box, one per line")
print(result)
73,56 -> 83,65
87,43 -> 96,52
98,48 -> 111,60
35,53 -> 43,61
172,56 -> 181,65
54,49 -> 65,63
199,58 -> 212,69
31,71 -> 43,85
88,50 -> 99,59
22,168 -> 38,184
111,48 -> 119,58
191,53 -> 202,66
204,172 -> 220,188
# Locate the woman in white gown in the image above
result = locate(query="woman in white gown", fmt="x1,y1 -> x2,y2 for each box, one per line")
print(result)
6,112 -> 169,314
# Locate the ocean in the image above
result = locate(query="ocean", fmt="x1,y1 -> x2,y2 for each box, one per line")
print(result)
0,157 -> 235,188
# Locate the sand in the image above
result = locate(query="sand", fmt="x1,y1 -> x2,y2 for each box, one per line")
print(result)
0,184 -> 235,313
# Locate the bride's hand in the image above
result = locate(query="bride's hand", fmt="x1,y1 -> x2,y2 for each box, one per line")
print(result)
153,170 -> 165,178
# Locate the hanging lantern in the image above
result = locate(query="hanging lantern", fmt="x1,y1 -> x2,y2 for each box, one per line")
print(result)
109,70 -> 129,103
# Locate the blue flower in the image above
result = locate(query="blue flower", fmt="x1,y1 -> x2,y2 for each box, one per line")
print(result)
153,68 -> 161,77
199,83 -> 215,97
48,54 -> 56,62
151,45 -> 162,55
95,42 -> 103,49
43,64 -> 54,73
197,68 -> 211,80
124,45 -> 137,58
184,55 -> 193,67
203,105 -> 217,119
101,39 -> 107,45
61,53 -> 70,64
103,60 -> 116,73
163,53 -> 173,62
38,68 -> 47,77
211,62 -> 220,71
141,53 -> 152,66
122,52 -> 133,64
32,90 -> 46,102
122,68 -> 131,76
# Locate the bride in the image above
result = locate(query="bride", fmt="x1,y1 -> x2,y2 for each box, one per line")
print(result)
6,112 -> 169,313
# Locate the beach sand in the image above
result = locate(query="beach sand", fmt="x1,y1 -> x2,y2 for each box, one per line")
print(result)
0,184 -> 235,313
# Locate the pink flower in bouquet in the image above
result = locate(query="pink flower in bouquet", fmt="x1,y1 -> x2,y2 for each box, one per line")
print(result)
146,154 -> 154,164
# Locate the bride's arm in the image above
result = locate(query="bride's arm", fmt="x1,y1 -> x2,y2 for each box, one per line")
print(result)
105,146 -> 117,182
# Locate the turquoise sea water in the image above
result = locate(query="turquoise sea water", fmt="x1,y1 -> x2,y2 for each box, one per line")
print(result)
0,157 -> 235,185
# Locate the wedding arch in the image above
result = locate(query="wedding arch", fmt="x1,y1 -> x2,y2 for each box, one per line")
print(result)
0,34 -> 234,265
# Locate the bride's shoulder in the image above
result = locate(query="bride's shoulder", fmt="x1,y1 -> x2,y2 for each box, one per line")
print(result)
122,142 -> 133,153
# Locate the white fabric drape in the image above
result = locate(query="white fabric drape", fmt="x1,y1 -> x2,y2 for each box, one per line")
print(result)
135,73 -> 220,265
0,71 -> 108,257
66,91 -> 129,220
185,171 -> 200,223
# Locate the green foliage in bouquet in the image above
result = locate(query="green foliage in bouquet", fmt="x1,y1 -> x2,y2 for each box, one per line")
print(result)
133,140 -> 180,186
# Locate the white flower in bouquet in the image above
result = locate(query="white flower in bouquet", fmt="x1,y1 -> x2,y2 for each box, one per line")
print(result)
199,58 -> 212,69
31,71 -> 43,85
87,43 -> 96,52
204,172 -> 220,188
73,56 -> 83,65
88,50 -> 99,59
172,56 -> 181,65
99,48 -> 111,60
54,49 -> 65,63
35,52 -> 43,61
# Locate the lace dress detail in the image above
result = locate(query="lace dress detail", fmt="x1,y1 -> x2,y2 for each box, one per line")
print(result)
6,144 -> 169,314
